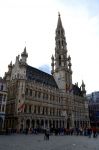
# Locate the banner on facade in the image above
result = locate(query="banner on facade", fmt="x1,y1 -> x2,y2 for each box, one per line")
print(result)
18,100 -> 25,113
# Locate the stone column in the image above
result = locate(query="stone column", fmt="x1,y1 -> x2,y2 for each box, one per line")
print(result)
71,115 -> 74,128
48,120 -> 49,128
48,107 -> 50,115
61,120 -> 63,128
40,106 -> 43,115
36,106 -> 38,114
31,105 -> 34,113
17,117 -> 21,132
1,117 -> 4,130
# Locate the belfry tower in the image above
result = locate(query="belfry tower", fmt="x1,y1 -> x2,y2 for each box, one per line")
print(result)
51,13 -> 72,92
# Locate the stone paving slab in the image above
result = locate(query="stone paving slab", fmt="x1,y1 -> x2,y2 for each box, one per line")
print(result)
0,134 -> 99,150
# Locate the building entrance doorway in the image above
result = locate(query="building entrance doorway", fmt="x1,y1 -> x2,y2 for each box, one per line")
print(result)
67,118 -> 70,129
0,117 -> 3,130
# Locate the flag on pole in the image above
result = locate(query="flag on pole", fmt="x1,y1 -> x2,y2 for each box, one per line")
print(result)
18,100 -> 25,113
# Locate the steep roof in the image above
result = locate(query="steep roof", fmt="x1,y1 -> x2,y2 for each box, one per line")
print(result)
26,65 -> 58,88
26,65 -> 84,96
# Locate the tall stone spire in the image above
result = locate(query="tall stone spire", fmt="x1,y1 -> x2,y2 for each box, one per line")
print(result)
81,80 -> 86,97
21,46 -> 28,64
55,13 -> 67,71
57,12 -> 63,29
52,13 -> 72,92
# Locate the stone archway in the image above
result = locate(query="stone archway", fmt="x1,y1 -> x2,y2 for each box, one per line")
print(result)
41,119 -> 44,128
0,117 -> 3,130
67,118 -> 70,129
59,120 -> 61,128
80,121 -> 82,127
53,120 -> 55,128
77,120 -> 79,127
26,119 -> 30,128
56,120 -> 58,128
36,120 -> 40,128
49,120 -> 52,128
31,120 -> 35,128
45,120 -> 48,128
63,120 -> 64,128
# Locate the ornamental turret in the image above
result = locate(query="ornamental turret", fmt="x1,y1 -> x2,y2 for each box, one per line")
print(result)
51,55 -> 54,75
81,80 -> 86,97
21,46 -> 28,64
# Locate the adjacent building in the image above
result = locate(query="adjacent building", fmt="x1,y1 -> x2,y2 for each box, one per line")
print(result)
87,91 -> 99,127
87,91 -> 99,103
0,77 -> 7,130
89,103 -> 99,127
4,14 -> 89,130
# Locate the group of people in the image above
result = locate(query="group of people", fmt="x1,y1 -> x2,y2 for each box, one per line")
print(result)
5,126 -> 99,139
43,126 -> 98,139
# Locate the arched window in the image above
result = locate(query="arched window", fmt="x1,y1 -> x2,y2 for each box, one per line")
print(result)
58,30 -> 60,35
62,40 -> 64,46
38,106 -> 40,114
1,84 -> 3,91
58,40 -> 61,48
30,89 -> 32,96
25,88 -> 28,96
29,105 -> 31,113
59,55 -> 61,66
24,104 -> 27,113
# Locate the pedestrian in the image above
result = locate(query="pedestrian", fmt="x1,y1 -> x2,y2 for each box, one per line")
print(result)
44,128 -> 49,140
92,127 -> 97,138
87,127 -> 92,138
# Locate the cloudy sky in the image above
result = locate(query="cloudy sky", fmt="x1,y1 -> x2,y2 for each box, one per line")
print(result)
0,0 -> 99,94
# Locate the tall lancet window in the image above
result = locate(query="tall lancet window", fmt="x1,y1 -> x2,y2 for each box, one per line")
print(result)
62,40 -> 64,46
58,30 -> 60,35
58,40 -> 61,48
62,40 -> 64,48
59,55 -> 61,66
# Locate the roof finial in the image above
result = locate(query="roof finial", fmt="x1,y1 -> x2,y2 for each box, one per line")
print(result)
58,12 -> 60,17
24,41 -> 27,52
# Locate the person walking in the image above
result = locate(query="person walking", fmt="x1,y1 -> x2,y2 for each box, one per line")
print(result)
92,127 -> 97,138
87,127 -> 92,138
44,128 -> 49,140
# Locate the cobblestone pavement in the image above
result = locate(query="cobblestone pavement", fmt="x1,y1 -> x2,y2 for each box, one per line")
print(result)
0,134 -> 99,150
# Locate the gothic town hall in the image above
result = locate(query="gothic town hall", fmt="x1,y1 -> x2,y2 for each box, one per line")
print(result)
4,14 -> 89,130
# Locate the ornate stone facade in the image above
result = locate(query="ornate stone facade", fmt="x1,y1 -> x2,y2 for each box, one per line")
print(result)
4,14 -> 89,130
0,77 -> 7,130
